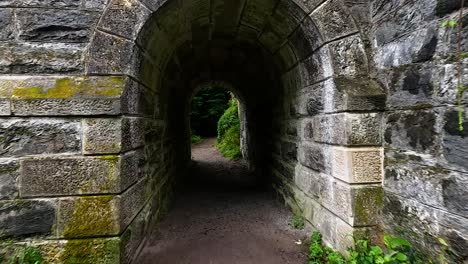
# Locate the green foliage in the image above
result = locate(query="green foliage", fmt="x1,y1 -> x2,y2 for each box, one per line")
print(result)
191,87 -> 231,136
307,232 -> 418,264
191,134 -> 203,144
441,20 -> 457,28
308,232 -> 346,264
0,241 -> 43,264
348,235 -> 414,264
291,215 -> 305,230
216,98 -> 242,160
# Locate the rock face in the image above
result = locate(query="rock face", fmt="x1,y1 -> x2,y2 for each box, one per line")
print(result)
0,0 -> 466,263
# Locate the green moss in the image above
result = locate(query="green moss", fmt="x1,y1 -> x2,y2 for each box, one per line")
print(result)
11,77 -> 125,99
61,238 -> 120,264
354,187 -> 384,224
62,196 -> 118,238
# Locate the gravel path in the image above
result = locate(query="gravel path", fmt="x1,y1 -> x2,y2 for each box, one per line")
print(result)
136,138 -> 308,264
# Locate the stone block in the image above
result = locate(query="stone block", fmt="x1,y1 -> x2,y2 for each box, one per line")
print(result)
0,99 -> 11,115
121,78 -> 158,116
53,237 -> 121,264
20,156 -> 121,197
83,117 -> 145,154
0,0 -> 82,7
311,113 -> 382,146
328,35 -> 368,79
442,108 -> 468,172
289,15 -> 322,61
384,110 -> 438,153
299,142 -> 327,172
121,149 -> 146,190
299,48 -> 333,86
331,147 -> 383,183
0,199 -> 56,238
122,117 -> 145,151
375,24 -> 438,68
16,9 -> 99,42
383,63 -> 435,109
280,140 -> 297,162
0,76 -> 125,116
83,118 -> 122,154
121,202 -> 150,264
0,9 -> 15,40
310,0 -> 358,42
385,149 -> 468,217
0,42 -> 84,74
57,195 -> 120,238
0,159 -> 19,200
0,118 -> 81,157
87,31 -> 138,75
119,177 -> 148,229
296,82 -> 324,116
383,192 -> 468,262
99,0 -> 151,40
333,182 -> 383,226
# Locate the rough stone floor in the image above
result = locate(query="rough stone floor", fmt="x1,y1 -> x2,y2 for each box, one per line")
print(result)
136,138 -> 308,264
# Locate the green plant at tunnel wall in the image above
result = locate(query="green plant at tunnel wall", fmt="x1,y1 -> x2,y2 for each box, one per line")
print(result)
307,232 -> 428,264
216,98 -> 242,160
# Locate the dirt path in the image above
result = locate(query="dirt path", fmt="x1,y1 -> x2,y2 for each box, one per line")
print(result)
136,138 -> 308,264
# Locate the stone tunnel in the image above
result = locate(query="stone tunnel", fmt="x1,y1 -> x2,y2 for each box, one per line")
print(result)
0,0 -> 467,262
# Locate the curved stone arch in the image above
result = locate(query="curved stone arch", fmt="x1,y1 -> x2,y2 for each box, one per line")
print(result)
82,0 -> 385,257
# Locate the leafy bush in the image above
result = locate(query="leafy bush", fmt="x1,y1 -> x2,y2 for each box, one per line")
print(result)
216,98 -> 242,160
191,134 -> 203,144
307,232 -> 419,264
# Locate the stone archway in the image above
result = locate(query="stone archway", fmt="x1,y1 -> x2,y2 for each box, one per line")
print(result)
0,0 -> 466,263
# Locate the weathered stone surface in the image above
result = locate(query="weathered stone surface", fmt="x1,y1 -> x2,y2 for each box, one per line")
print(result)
328,35 -> 368,78
35,237 -> 121,264
384,64 -> 435,109
311,113 -> 382,146
280,140 -> 297,162
384,110 -> 438,153
331,147 -> 383,183
99,0 -> 151,40
57,196 -> 120,238
383,192 -> 468,262
0,199 -> 56,238
16,9 -> 99,42
83,0 -> 108,9
0,76 -> 125,115
0,159 -> 19,200
442,109 -> 468,172
333,182 -> 383,226
0,42 -> 84,74
122,117 -> 145,151
375,25 -> 439,68
0,118 -> 81,157
20,156 -> 121,197
0,0 -> 82,8
0,9 -> 15,40
0,99 -> 11,115
12,98 -> 121,116
121,149 -> 146,190
310,0 -> 357,42
83,118 -> 122,154
119,177 -> 147,229
87,31 -> 137,75
299,48 -> 333,86
385,151 -> 467,217
299,142 -> 326,172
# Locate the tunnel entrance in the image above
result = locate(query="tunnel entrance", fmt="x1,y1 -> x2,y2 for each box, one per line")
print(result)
1,0 -> 467,262
84,0 -> 386,261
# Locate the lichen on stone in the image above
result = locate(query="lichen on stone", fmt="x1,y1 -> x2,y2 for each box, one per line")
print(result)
62,196 -> 119,238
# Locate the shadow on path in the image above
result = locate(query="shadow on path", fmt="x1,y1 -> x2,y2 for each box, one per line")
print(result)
136,138 -> 308,264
